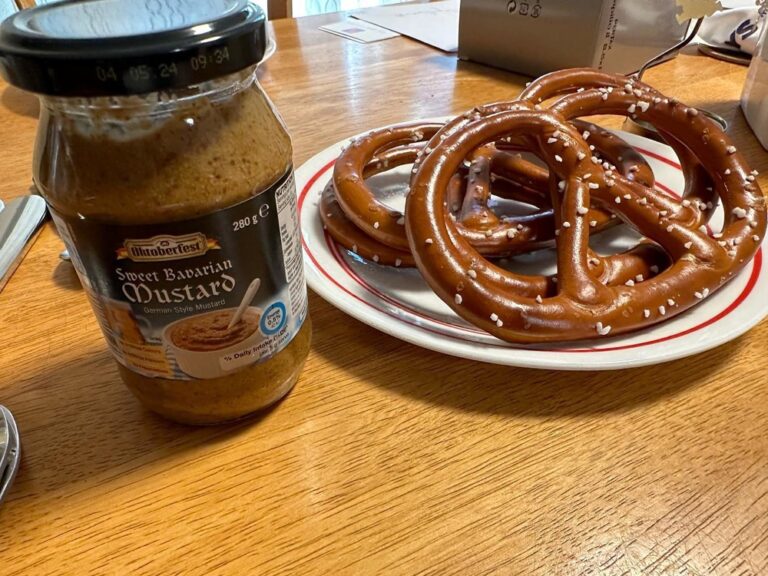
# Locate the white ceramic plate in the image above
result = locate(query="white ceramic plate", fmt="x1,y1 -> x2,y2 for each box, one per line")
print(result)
297,124 -> 767,370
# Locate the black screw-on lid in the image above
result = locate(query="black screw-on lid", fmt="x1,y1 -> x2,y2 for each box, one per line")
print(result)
0,0 -> 267,97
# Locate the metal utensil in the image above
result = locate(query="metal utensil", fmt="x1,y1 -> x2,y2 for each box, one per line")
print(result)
633,18 -> 704,81
624,18 -> 727,141
0,405 -> 20,505
0,195 -> 47,293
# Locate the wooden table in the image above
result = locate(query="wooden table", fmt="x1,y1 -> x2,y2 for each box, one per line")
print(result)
1,14 -> 767,575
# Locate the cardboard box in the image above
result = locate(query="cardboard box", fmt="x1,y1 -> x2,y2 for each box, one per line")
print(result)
458,0 -> 688,76
742,22 -> 768,150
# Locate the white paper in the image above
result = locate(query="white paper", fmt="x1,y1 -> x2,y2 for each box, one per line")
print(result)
720,0 -> 757,6
350,0 -> 459,53
319,19 -> 401,43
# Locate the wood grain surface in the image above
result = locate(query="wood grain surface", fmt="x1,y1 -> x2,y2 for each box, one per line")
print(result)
1,13 -> 767,576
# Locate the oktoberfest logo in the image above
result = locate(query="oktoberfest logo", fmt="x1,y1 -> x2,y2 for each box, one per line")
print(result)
116,233 -> 220,262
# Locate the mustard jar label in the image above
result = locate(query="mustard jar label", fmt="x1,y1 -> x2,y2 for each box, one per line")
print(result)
51,170 -> 308,380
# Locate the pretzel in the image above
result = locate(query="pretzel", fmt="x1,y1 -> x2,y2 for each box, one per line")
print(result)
405,71 -> 766,342
414,81 -> 693,285
519,69 -> 719,226
321,181 -> 415,267
331,122 -> 441,252
447,124 -> 652,256
326,117 -> 653,267
397,71 -> 714,296
321,138 -> 426,267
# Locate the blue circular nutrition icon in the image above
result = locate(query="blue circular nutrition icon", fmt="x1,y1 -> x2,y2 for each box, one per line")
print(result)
260,301 -> 287,335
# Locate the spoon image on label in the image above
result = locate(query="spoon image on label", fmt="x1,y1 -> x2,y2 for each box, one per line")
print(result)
228,278 -> 261,331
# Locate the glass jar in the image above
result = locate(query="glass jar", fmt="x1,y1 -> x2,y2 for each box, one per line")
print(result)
0,0 -> 311,424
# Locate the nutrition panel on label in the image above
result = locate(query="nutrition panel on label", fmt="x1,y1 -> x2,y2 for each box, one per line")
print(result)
276,172 -> 309,325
